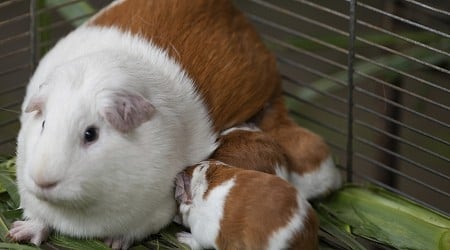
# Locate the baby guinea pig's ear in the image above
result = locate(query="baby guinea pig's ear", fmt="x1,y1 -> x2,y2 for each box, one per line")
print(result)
174,170 -> 192,205
101,90 -> 155,133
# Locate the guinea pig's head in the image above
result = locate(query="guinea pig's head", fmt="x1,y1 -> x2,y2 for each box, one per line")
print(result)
17,53 -> 162,210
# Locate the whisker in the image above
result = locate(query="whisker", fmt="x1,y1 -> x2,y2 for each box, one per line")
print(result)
0,107 -> 20,114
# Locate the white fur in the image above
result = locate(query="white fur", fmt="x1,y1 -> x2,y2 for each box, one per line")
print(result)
274,164 -> 289,181
15,24 -> 217,242
179,163 -> 235,249
220,123 -> 261,136
267,193 -> 309,250
289,156 -> 342,199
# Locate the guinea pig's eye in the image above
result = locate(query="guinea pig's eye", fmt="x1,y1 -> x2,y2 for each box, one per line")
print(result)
83,126 -> 99,144
41,120 -> 45,132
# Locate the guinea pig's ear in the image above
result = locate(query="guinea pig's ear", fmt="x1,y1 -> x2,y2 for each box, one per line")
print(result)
102,91 -> 155,133
174,171 -> 192,205
24,82 -> 49,114
24,95 -> 46,115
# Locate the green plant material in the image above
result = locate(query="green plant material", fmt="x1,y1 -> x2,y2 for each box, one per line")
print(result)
316,203 -> 367,250
0,157 -> 18,209
0,242 -> 40,250
0,214 -> 10,242
37,0 -> 95,55
44,0 -> 95,27
318,185 -> 450,250
0,174 -> 19,209
49,234 -> 111,250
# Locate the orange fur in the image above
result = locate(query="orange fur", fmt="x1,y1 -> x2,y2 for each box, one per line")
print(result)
90,0 -> 281,132
211,130 -> 287,175
258,97 -> 331,175
194,161 -> 318,250
289,207 -> 319,250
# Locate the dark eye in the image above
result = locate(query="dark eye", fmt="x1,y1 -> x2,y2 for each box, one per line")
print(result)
84,126 -> 99,144
41,120 -> 45,132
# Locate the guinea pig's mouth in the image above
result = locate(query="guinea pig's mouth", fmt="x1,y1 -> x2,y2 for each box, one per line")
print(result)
29,182 -> 93,209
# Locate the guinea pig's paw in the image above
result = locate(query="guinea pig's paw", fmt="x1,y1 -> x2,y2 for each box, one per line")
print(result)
176,231 -> 202,250
104,236 -> 133,250
7,220 -> 50,245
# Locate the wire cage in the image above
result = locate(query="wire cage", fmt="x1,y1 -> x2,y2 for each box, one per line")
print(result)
0,0 -> 448,225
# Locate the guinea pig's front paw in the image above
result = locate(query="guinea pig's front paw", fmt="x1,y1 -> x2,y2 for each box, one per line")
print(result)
176,231 -> 202,250
7,220 -> 50,245
104,236 -> 133,250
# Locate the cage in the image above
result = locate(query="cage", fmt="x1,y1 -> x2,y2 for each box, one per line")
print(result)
0,0 -> 449,249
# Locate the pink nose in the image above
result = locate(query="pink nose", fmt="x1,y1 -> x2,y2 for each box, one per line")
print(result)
33,177 -> 59,189
37,181 -> 58,189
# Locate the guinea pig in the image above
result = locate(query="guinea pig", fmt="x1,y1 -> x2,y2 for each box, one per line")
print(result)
174,161 -> 318,250
256,97 -> 342,199
10,0 -> 281,249
211,124 -> 288,177
211,123 -> 340,200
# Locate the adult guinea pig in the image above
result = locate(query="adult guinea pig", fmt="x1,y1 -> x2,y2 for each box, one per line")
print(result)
9,0 -> 280,249
174,161 -> 319,250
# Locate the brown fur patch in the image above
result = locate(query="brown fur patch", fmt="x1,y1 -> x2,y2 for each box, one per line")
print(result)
258,97 -> 331,174
202,161 -> 237,200
211,130 -> 287,175
289,207 -> 319,250
89,0 -> 281,132
204,165 -> 304,249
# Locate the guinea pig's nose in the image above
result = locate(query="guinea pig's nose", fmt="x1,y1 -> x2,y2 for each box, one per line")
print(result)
33,177 -> 59,189
37,181 -> 58,189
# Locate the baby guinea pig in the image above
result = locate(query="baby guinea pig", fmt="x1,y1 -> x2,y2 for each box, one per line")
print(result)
254,98 -> 342,200
174,160 -> 319,250
211,124 -> 289,177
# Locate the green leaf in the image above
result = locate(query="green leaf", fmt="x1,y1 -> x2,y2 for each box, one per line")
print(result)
44,0 -> 95,27
317,185 -> 450,250
0,242 -> 40,250
0,174 -> 20,208
49,234 -> 110,250
0,213 -> 10,242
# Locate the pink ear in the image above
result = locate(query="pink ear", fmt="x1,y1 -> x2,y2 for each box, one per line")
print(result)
24,95 -> 45,114
103,91 -> 155,133
174,171 -> 192,205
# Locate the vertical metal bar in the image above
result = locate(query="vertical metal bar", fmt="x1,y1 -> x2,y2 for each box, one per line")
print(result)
29,0 -> 37,72
346,0 -> 357,182
376,78 -> 403,187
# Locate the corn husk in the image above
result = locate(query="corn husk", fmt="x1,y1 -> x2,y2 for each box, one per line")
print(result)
316,185 -> 450,250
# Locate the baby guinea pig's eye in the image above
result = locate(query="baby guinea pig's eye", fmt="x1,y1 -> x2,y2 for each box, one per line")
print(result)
83,126 -> 99,144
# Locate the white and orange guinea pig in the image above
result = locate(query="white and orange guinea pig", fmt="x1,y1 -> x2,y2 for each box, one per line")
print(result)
211,124 -> 288,176
174,160 -> 318,250
212,124 -> 341,200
